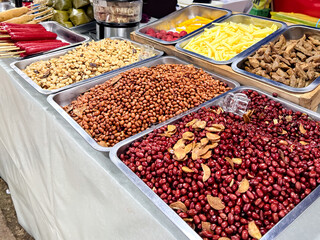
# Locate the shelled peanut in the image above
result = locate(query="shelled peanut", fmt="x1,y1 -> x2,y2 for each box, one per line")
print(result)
23,39 -> 142,90
120,90 -> 320,239
64,64 -> 231,147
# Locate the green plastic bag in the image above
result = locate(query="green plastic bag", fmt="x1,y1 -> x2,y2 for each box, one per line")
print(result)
53,10 -> 69,23
60,21 -> 74,28
53,0 -> 72,11
250,0 -> 272,17
86,5 -> 93,20
47,0 -> 53,7
72,0 -> 89,9
69,8 -> 90,26
252,0 -> 271,10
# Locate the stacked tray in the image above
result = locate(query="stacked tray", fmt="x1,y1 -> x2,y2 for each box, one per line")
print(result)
10,37 -> 163,94
110,86 -> 320,240
175,14 -> 287,65
136,4 -> 232,45
47,56 -> 240,152
232,25 -> 320,93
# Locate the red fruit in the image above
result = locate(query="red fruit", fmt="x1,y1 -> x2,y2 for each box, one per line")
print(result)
166,36 -> 174,41
149,32 -> 156,38
167,31 -> 173,36
173,32 -> 180,38
172,37 -> 179,41
160,30 -> 166,35
146,28 -> 156,35
155,33 -> 161,38
179,31 -> 188,37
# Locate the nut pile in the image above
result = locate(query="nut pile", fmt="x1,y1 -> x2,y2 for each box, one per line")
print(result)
244,34 -> 320,88
64,64 -> 231,147
23,39 -> 142,90
120,90 -> 320,240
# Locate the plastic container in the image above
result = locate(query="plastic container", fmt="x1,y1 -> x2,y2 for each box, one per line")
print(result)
93,0 -> 142,24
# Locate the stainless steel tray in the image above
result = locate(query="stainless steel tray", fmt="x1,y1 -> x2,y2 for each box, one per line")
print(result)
47,56 -> 240,152
110,86 -> 320,240
10,37 -> 163,95
70,20 -> 96,34
136,4 -> 231,45
24,21 -> 91,58
0,2 -> 13,12
232,25 -> 320,93
176,14 -> 287,65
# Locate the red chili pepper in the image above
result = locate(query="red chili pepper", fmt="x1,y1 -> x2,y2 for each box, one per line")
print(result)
22,42 -> 70,55
9,31 -> 58,41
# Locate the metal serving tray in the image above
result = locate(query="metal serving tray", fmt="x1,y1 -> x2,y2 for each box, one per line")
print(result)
0,2 -> 13,12
176,14 -> 287,65
26,21 -> 91,58
10,37 -> 163,95
136,4 -> 231,45
70,20 -> 96,34
110,86 -> 320,240
47,56 -> 239,152
232,25 -> 320,93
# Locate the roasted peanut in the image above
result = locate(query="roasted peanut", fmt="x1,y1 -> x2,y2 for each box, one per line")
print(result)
64,64 -> 231,147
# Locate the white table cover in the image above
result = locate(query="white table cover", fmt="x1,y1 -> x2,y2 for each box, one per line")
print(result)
0,58 -> 319,240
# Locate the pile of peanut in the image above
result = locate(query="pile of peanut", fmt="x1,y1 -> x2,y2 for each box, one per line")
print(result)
64,64 -> 231,147
23,39 -> 142,90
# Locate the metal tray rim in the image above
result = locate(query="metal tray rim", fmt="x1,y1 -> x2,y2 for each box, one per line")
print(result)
231,25 -> 320,93
41,21 -> 91,53
47,56 -> 240,152
135,4 -> 232,45
10,37 -> 164,95
175,13 -> 287,65
110,85 -> 320,240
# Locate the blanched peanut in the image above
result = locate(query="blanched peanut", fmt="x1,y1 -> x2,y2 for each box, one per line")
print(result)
23,39 -> 142,90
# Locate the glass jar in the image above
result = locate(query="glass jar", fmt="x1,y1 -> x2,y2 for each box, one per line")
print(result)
93,0 -> 142,25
